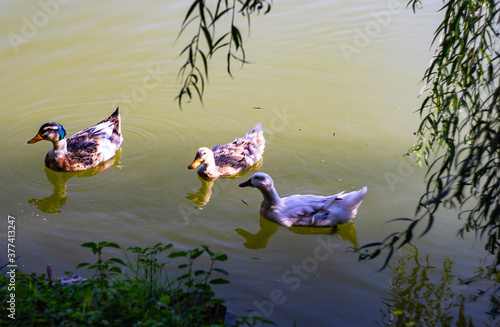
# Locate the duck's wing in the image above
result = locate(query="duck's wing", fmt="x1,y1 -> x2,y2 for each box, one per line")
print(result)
315,189 -> 367,224
64,132 -> 104,167
67,112 -> 123,162
209,123 -> 265,170
322,192 -> 344,208
279,195 -> 331,226
233,138 -> 264,162
279,193 -> 357,227
95,108 -> 121,135
211,142 -> 256,169
243,123 -> 265,154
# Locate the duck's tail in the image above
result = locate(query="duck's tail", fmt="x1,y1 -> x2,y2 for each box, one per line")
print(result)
109,107 -> 122,136
246,122 -> 266,154
97,107 -> 122,136
339,186 -> 368,212
97,108 -> 123,151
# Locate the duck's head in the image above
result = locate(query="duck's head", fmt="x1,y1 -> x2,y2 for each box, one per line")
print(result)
27,123 -> 66,144
239,172 -> 274,190
188,147 -> 212,169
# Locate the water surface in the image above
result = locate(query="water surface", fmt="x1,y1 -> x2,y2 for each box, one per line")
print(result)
0,1 -> 493,326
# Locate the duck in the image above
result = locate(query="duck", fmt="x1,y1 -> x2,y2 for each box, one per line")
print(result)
239,172 -> 367,227
27,108 -> 123,172
188,123 -> 265,180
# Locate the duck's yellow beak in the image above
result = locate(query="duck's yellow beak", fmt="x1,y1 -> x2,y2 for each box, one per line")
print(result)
188,158 -> 201,170
27,133 -> 44,144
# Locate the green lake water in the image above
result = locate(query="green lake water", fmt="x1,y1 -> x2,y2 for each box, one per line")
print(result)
0,0 -> 495,325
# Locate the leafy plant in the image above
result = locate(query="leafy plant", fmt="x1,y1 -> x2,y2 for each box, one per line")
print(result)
171,245 -> 229,289
0,242 -> 273,326
125,242 -> 174,297
176,0 -> 272,107
76,241 -> 125,287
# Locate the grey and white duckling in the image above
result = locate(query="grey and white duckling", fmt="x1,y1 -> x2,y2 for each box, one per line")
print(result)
188,123 -> 265,180
239,172 -> 367,227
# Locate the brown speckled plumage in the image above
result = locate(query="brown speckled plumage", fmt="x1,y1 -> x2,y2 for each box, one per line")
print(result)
188,123 -> 265,180
28,108 -> 123,172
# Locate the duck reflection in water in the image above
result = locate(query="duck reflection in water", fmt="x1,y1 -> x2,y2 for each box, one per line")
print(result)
28,151 -> 121,214
186,161 -> 263,207
235,216 -> 359,250
185,176 -> 215,207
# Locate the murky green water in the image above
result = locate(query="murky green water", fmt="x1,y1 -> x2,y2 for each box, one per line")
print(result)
0,0 -> 494,325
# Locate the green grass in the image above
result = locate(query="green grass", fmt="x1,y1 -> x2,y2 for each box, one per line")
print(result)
0,242 -> 273,326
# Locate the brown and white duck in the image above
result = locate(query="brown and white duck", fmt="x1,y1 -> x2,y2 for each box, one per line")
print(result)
27,108 -> 123,172
188,123 -> 265,180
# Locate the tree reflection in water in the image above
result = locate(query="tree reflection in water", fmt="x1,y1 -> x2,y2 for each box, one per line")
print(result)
381,247 -> 500,326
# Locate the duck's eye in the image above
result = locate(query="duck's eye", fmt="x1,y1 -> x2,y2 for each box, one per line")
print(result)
42,127 -> 57,136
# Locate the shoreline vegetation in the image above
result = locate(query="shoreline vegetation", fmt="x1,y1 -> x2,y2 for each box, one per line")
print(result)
0,242 -> 273,326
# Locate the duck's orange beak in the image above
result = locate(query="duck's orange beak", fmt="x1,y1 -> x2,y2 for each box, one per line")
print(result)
27,133 -> 43,144
188,158 -> 201,170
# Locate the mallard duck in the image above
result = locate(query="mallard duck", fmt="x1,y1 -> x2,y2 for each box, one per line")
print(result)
27,108 -> 123,172
188,123 -> 265,180
239,172 -> 367,227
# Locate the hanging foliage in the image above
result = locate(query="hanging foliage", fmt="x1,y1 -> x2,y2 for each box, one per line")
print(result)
176,0 -> 272,108
358,0 -> 500,267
